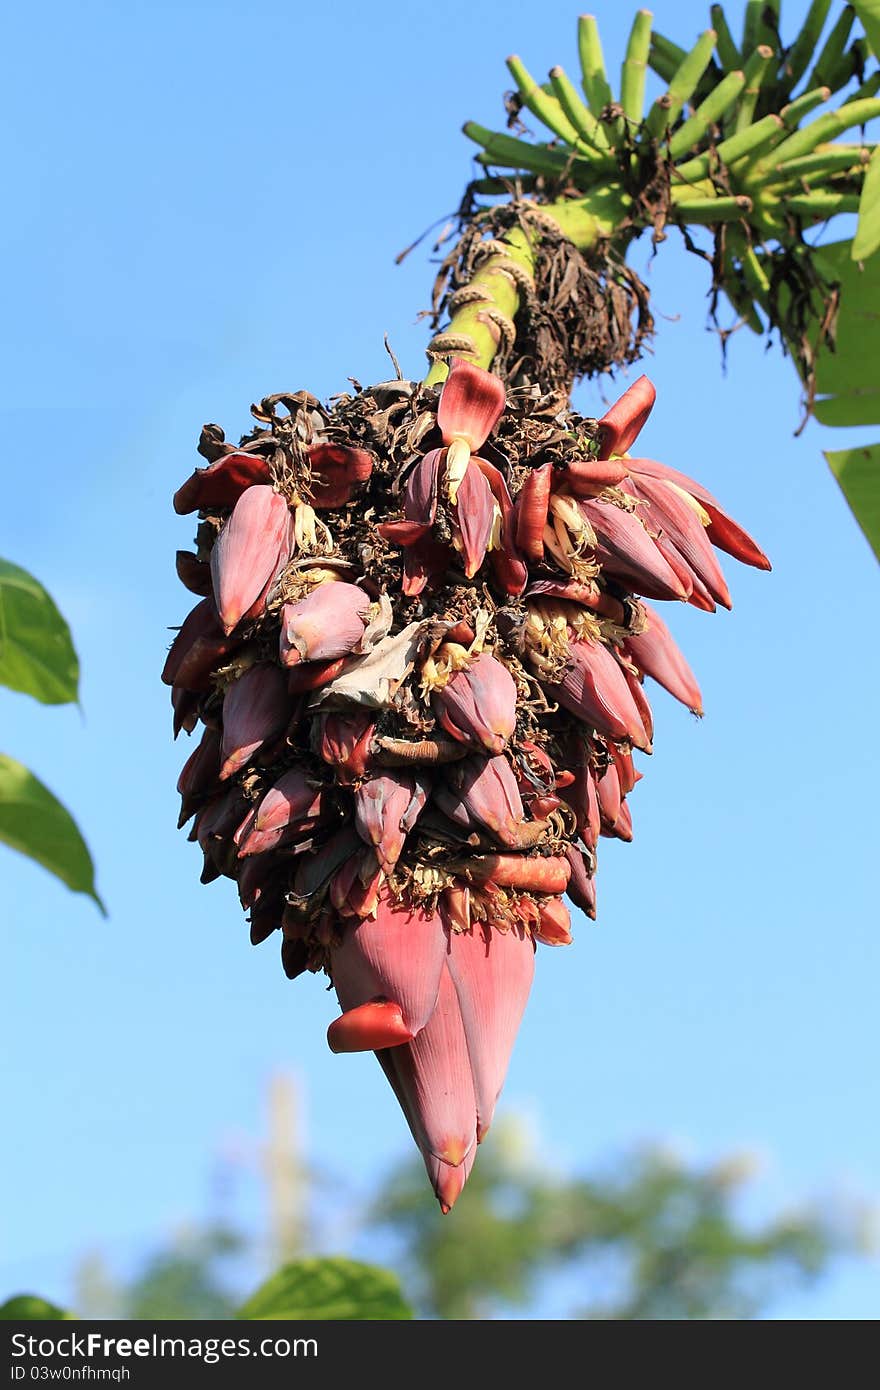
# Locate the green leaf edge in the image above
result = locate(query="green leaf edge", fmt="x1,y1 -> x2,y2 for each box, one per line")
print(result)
236,1257 -> 414,1322
823,440 -> 880,558
0,753 -> 105,914
853,145 -> 880,261
0,557 -> 80,707
0,1294 -> 74,1320
852,0 -> 880,60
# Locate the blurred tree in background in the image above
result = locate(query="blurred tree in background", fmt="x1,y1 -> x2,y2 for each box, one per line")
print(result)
371,1124 -> 865,1319
69,1078 -> 871,1321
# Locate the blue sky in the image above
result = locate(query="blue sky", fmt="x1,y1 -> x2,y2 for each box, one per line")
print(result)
2,0 -> 877,1318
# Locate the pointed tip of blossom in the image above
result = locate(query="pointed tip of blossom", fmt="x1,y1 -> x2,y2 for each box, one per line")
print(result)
706,512 -> 772,571
624,603 -> 704,716
428,1147 -> 477,1213
454,463 -> 496,578
161,598 -> 240,692
597,375 -> 656,458
626,456 -> 771,572
436,1173 -> 465,1215
437,358 -> 506,450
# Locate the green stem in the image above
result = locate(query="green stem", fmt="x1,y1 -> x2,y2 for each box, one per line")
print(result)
783,189 -> 862,216
424,224 -> 535,384
669,68 -> 746,159
771,96 -> 880,165
672,193 -> 753,223
578,15 -> 613,114
735,44 -> 775,133
620,11 -> 653,124
720,239 -> 764,331
463,122 -> 576,176
648,34 -> 685,84
423,194 -> 625,383
645,29 -> 719,139
548,65 -> 612,153
506,55 -> 587,150
807,4 -> 856,91
768,144 -> 872,184
710,4 -> 742,69
783,0 -> 832,91
729,232 -> 771,307
675,112 -> 783,181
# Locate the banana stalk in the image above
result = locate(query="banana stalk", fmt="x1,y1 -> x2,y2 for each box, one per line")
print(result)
424,223 -> 535,384
424,195 -> 625,382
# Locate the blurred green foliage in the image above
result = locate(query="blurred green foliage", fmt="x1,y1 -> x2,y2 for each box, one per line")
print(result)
371,1125 -> 863,1319
64,1122 -> 869,1321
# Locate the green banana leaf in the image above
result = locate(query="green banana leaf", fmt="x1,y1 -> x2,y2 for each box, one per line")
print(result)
0,1294 -> 72,1319
852,1 -> 880,59
0,754 -> 105,912
0,559 -> 79,705
811,239 -> 880,558
852,2 -> 880,264
854,146 -> 880,262
824,443 -> 880,554
237,1258 -> 413,1320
